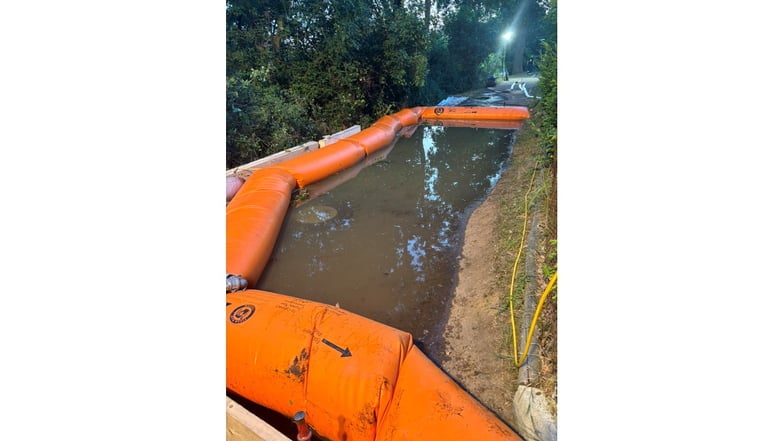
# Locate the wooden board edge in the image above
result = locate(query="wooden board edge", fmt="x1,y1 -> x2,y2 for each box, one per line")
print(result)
226,396 -> 292,441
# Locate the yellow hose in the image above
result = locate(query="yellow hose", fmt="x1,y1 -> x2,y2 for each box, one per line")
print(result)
509,165 -> 538,367
518,271 -> 557,365
508,163 -> 557,367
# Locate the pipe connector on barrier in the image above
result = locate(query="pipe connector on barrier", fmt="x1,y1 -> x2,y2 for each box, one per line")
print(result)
226,274 -> 248,293
293,411 -> 313,441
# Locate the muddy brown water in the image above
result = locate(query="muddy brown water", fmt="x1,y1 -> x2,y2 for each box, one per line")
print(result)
255,124 -> 517,361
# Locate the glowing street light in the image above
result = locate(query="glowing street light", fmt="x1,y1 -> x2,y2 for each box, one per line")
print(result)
501,30 -> 513,81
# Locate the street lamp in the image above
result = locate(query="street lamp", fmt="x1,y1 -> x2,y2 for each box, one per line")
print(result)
501,30 -> 513,81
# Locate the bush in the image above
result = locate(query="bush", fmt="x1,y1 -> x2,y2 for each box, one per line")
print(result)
536,41 -> 557,165
226,74 -> 316,169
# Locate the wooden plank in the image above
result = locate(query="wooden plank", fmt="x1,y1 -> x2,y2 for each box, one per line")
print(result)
227,125 -> 362,178
318,125 -> 361,147
226,397 -> 292,441
226,141 -> 319,178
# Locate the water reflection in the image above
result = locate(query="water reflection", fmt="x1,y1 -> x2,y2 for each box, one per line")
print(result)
257,126 -> 515,358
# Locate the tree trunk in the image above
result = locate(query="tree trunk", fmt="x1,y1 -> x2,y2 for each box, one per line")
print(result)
425,0 -> 432,31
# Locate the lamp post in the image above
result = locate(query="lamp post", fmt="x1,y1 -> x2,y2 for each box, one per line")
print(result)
502,30 -> 513,81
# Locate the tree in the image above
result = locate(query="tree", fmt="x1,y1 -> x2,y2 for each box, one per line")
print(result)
535,0 -> 557,164
226,0 -> 557,169
442,5 -> 496,92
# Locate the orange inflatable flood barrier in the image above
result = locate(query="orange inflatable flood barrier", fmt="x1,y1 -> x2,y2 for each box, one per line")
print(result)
227,290 -> 522,441
226,106 -> 530,440
420,105 -> 530,121
226,167 -> 297,286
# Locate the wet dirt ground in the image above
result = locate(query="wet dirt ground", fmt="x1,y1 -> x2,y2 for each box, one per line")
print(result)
438,73 -> 544,428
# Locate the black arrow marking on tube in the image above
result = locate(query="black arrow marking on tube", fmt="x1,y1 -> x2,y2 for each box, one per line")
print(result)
321,338 -> 352,357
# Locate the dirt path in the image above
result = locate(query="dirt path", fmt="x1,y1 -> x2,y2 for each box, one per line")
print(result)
438,75 -> 552,432
440,179 -> 519,425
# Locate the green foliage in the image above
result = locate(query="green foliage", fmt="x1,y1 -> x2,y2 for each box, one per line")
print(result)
226,0 -> 435,168
540,0 -> 557,43
291,187 -> 310,206
543,239 -> 557,301
226,73 -> 316,168
478,52 -> 503,80
536,40 -> 557,165
360,8 -> 429,111
226,0 -> 557,169
442,6 -> 496,91
543,239 -> 557,279
412,33 -> 451,104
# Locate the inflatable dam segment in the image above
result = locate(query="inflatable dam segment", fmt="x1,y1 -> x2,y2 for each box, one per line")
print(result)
226,106 -> 530,286
226,106 -> 530,440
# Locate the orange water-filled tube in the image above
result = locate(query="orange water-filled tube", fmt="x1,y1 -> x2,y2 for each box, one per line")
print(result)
226,167 -> 298,286
225,106 -> 530,286
227,290 -> 523,441
420,106 -> 530,121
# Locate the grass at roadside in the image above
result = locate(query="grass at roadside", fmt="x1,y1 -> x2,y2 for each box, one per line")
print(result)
493,110 -> 558,406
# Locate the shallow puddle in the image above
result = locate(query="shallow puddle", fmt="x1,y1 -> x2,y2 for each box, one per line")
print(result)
256,125 -> 516,359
